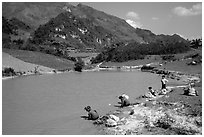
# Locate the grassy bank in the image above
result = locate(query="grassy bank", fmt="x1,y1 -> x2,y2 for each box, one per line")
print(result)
101,49 -> 202,75
3,48 -> 75,71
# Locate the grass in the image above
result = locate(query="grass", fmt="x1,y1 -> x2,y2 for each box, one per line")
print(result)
101,49 -> 202,75
3,48 -> 74,70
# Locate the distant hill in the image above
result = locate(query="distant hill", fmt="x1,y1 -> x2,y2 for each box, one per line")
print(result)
2,16 -> 32,49
9,17 -> 31,31
2,2 -> 69,29
135,28 -> 187,44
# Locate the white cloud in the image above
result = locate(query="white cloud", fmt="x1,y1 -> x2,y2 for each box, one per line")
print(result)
152,17 -> 159,20
126,11 -> 140,20
173,3 -> 202,16
126,19 -> 142,29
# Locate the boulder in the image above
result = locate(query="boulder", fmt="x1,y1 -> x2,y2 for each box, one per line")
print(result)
105,118 -> 118,127
109,114 -> 120,122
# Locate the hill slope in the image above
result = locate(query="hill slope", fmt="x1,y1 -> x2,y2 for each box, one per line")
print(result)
3,49 -> 74,70
2,2 -> 69,29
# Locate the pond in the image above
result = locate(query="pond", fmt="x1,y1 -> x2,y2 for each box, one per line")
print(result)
2,71 -> 161,135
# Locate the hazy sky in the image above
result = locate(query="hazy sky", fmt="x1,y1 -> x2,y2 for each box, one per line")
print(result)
71,2 -> 202,39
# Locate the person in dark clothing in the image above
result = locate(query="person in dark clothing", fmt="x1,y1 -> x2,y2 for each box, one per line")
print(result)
118,95 -> 130,107
84,106 -> 99,120
148,87 -> 156,96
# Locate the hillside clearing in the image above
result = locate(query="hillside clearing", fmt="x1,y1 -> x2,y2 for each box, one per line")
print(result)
3,48 -> 74,71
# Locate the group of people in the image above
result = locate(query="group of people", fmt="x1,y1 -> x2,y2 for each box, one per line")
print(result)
145,75 -> 198,97
83,93 -> 130,121
83,75 -> 198,120
144,75 -> 169,98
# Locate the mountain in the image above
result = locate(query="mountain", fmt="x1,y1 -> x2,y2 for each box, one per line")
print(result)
2,2 -> 189,62
69,4 -> 144,42
2,2 -> 69,29
30,3 -> 146,49
32,11 -> 122,50
2,3 -> 146,50
2,16 -> 32,48
2,2 -> 143,44
135,28 -> 187,44
9,17 -> 31,31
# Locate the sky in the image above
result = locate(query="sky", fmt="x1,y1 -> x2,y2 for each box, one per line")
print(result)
70,2 -> 202,40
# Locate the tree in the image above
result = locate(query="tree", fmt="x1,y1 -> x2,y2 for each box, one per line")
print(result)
190,38 -> 202,49
74,58 -> 85,72
2,67 -> 16,77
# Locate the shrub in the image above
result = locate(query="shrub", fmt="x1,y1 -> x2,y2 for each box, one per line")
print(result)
2,67 -> 16,77
74,58 -> 85,72
161,55 -> 175,61
154,113 -> 175,129
141,65 -> 155,71
170,127 -> 198,135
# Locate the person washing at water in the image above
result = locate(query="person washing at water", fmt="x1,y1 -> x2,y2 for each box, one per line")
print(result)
148,87 -> 156,96
118,94 -> 130,107
143,87 -> 156,98
84,106 -> 99,120
121,93 -> 129,100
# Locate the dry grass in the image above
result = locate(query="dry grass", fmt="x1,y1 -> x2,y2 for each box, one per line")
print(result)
3,48 -> 74,70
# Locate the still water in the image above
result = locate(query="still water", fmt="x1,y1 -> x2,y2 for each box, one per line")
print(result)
2,71 -> 161,135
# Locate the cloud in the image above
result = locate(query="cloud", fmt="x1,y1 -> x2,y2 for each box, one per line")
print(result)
173,3 -> 202,16
126,19 -> 142,28
152,17 -> 159,20
126,11 -> 140,20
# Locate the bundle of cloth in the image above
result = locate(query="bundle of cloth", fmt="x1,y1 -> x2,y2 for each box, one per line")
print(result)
183,83 -> 198,96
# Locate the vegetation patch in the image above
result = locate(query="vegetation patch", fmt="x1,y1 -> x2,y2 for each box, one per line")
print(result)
91,40 -> 190,63
74,58 -> 85,72
3,49 -> 74,70
2,67 -> 16,77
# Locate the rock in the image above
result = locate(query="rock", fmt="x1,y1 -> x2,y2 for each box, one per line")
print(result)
194,117 -> 202,127
129,110 -> 134,115
105,118 -> 118,127
109,114 -> 120,122
152,101 -> 157,105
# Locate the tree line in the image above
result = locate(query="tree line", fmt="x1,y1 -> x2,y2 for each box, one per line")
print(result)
91,40 -> 191,63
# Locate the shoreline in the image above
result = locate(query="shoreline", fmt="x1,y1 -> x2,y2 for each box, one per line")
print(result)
3,66 -> 200,84
96,83 -> 202,135
2,70 -> 65,81
92,64 -> 202,135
